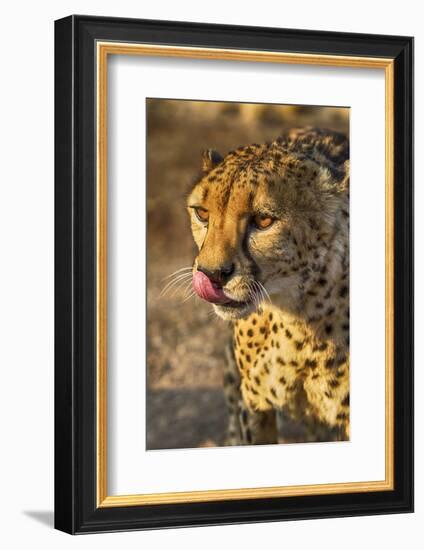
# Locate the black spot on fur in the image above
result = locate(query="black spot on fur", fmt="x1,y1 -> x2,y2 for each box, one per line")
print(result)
285,329 -> 292,339
313,341 -> 328,352
247,329 -> 254,337
224,373 -> 235,385
324,287 -> 333,299
325,358 -> 335,369
339,285 -> 348,298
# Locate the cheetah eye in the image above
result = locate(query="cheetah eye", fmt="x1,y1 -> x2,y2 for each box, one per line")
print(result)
194,207 -> 209,224
252,214 -> 274,230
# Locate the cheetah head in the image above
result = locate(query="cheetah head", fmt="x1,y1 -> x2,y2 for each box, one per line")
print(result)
187,134 -> 349,321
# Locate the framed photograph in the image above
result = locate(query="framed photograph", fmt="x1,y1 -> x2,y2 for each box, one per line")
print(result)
54,15 -> 413,534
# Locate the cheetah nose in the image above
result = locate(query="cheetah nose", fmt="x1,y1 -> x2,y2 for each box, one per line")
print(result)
197,263 -> 235,286
192,271 -> 232,304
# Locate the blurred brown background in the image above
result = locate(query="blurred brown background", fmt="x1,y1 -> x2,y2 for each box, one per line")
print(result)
146,99 -> 349,450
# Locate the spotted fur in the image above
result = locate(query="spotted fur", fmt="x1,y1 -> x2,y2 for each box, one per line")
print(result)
187,128 -> 350,444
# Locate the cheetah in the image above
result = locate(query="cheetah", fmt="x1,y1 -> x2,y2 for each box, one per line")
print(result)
187,128 -> 350,445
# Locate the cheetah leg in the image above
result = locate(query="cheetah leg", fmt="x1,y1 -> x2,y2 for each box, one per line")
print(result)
223,343 -> 244,445
223,343 -> 278,445
238,402 -> 278,445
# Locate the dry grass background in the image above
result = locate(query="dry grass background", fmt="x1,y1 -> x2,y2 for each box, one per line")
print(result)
146,99 -> 349,449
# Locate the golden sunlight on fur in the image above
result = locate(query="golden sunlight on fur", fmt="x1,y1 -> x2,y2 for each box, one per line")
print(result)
187,128 -> 350,444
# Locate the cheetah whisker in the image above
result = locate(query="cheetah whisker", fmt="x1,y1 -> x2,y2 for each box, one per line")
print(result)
252,280 -> 266,306
181,291 -> 197,304
169,278 -> 193,298
181,279 -> 194,299
256,280 -> 273,305
160,273 -> 192,296
246,281 -> 261,312
168,276 -> 194,298
160,273 -> 192,297
161,266 -> 193,281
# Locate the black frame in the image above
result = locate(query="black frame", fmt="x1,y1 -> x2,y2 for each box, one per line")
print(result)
55,15 -> 414,534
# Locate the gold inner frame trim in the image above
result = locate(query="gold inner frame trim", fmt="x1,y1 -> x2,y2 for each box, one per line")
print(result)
96,41 -> 395,508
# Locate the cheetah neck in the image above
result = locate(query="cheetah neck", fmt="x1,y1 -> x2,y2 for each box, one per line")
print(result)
267,239 -> 349,347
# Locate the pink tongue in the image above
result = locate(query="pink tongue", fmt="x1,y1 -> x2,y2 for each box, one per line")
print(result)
192,271 -> 231,304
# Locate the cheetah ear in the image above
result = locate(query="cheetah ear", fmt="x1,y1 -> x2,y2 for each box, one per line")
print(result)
202,149 -> 223,174
332,160 -> 350,192
340,160 -> 350,191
